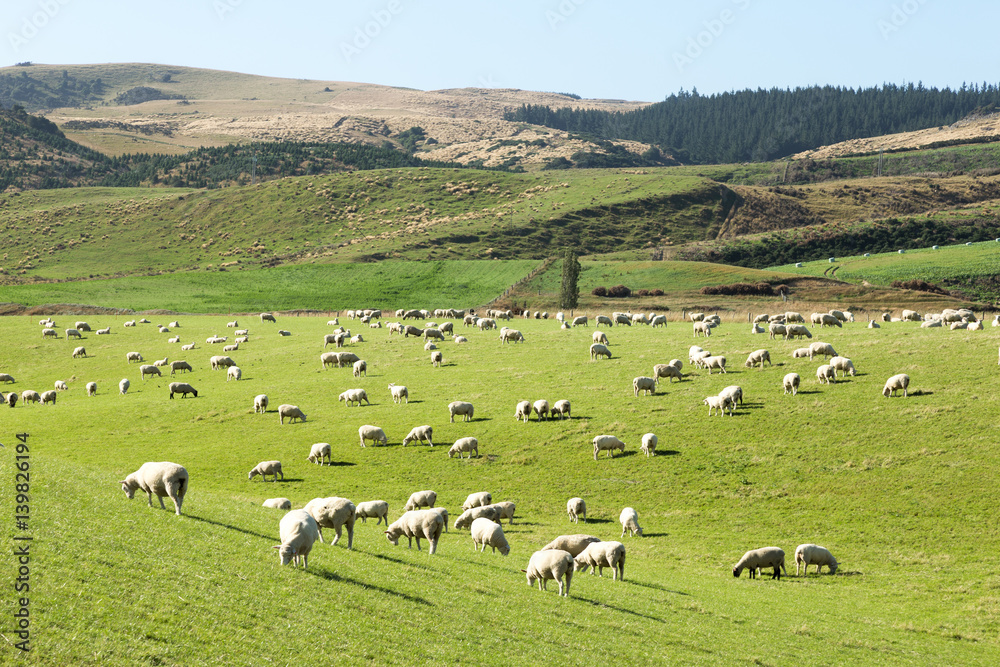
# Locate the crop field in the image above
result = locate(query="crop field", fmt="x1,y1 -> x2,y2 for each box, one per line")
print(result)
1,309 -> 999,665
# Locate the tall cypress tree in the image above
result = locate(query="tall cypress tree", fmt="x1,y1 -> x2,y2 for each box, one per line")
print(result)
560,250 -> 581,309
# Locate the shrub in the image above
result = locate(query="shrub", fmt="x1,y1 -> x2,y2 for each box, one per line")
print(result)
700,282 -> 775,296
635,289 -> 650,297
891,279 -> 948,295
607,285 -> 632,298
591,286 -> 608,297
651,289 -> 665,296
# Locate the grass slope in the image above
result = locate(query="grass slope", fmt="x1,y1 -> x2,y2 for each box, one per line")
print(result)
1,314 -> 998,665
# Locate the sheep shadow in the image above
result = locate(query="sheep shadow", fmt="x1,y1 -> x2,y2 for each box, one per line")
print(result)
367,552 -> 442,572
654,450 -> 681,456
640,532 -> 669,538
310,568 -> 433,606
185,514 -> 273,541
316,461 -> 356,467
795,390 -> 821,395
576,518 -> 613,525
908,390 -> 932,397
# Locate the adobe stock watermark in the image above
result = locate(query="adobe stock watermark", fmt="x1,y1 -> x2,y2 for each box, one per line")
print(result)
546,0 -> 588,31
672,0 -> 752,73
340,1 -> 404,64
213,0 -> 246,21
877,0 -> 929,40
8,0 -> 73,54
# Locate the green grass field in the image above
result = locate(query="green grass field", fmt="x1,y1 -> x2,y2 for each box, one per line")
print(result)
2,311 -> 998,665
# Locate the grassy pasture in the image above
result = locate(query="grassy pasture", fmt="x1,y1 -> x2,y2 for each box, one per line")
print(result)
2,311 -> 999,665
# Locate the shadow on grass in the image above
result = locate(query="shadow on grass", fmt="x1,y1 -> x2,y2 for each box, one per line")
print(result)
640,532 -> 670,538
627,579 -> 691,595
908,390 -> 932,397
575,596 -> 665,623
367,551 -> 441,572
655,450 -> 681,456
576,518 -> 612,525
186,514 -> 273,541
794,390 -> 821,395
318,461 -> 356,467
311,568 -> 433,606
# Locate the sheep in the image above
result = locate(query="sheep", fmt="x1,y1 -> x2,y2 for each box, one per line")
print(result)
359,425 -> 388,447
402,425 -> 433,447
901,309 -> 921,322
816,364 -> 836,384
593,434 -> 625,460
567,498 -> 587,523
689,346 -> 709,364
720,385 -> 744,407
384,510 -> 444,554
704,395 -> 734,417
119,462 -> 188,516
86,381 -> 97,396
227,320 -> 239,328
792,347 -> 811,359
65,328 -> 82,339
338,388 -> 370,407
744,349 -> 771,369
808,342 -> 838,359
633,376 -> 656,396
950,321 -> 969,331
158,326 -> 170,334
169,360 -> 192,375
323,333 -> 339,348
350,334 -> 365,344
138,364 -> 161,381
0,374 -> 14,384
596,315 -> 614,327
274,509 -> 319,568
404,490 -> 437,511
124,320 -> 136,327
336,352 -> 360,368
54,380 -> 67,391
6,392 -> 17,407
882,374 -> 910,398
619,507 -> 643,537
733,546 -> 786,580
260,313 -> 276,323
590,343 -> 612,360
690,312 -> 705,322
477,318 -> 496,331
75,321 -> 91,332
453,505 -> 502,531
206,335 -> 228,344
97,327 -> 112,335
784,324 -> 813,340
640,433 -> 657,457
169,321 -> 180,328
249,460 -> 284,483
119,378 -> 130,395
430,350 -> 443,367
449,437 -> 479,459
126,351 -> 144,364
829,310 -> 848,322
968,320 -> 984,331
321,352 -> 339,369
470,518 -> 510,556
308,442 -> 331,465
795,544 -> 839,575
572,316 -> 588,327
278,404 -> 307,424
222,344 -> 239,353
702,355 -> 727,374
262,498 -> 292,510
533,399 -> 550,420
514,400 -> 532,423
524,547 -> 581,599
388,383 -> 409,404
650,314 -> 667,328
551,399 -> 571,420
448,401 -> 475,422
868,320 -> 880,329
226,366 -> 242,382
490,501 -> 517,525
454,335 -> 467,344
303,496 -> 356,549
751,323 -> 765,334
40,390 -> 56,405
278,330 -> 291,337
181,343 -> 196,351
500,328 -> 525,344
830,356 -> 856,377
439,322 -> 454,335
168,336 -> 181,344
424,342 -> 437,351
253,394 -> 268,413
41,328 -> 58,339
462,492 -> 493,510
574,541 -> 626,581
783,372 -> 800,395
210,355 -> 235,370
168,382 -> 198,399
813,313 -> 842,328
785,311 -> 805,323
692,321 -> 712,337
352,360 -> 368,378
72,346 -> 87,358
768,323 -> 787,339
355,500 -> 389,525
592,331 -> 609,345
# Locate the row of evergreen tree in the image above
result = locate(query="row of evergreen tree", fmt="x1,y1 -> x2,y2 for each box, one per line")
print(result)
504,83 -> 1000,164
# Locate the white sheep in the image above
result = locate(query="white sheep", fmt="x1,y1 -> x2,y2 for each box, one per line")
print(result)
210,355 -> 235,370
430,350 -> 443,367
702,355 -> 727,374
816,364 -> 836,384
253,394 -> 268,413
119,462 -> 188,515
454,335 -> 467,344
65,328 -> 82,339
308,442 -> 331,465
181,343 -> 196,351
574,541 -> 626,581
470,517 -> 510,556
0,374 -> 14,384
448,401 -> 474,422
490,501 -> 516,525
744,349 -> 771,369
168,382 -> 198,399
590,343 -> 612,360
733,546 -> 786,580
226,366 -> 242,382
248,460 -> 283,482
388,383 -> 409,404
350,334 -> 364,344
462,492 -> 493,510
768,323 -> 787,339
592,331 -> 609,345
514,400 -> 532,423
6,392 -> 16,407
404,490 -> 437,512
868,320 -> 880,329
338,388 -> 370,407
303,496 -> 356,549
355,500 -> 389,525
124,320 -> 136,327
449,437 -> 479,459
359,425 -> 388,447
262,498 -> 292,510
353,360 -> 367,377
384,509 -> 444,554
809,342 -> 838,359
619,507 -> 642,537
543,536 -> 603,559
75,321 -> 91,331
784,324 -> 813,340
169,360 -> 192,375
278,404 -> 307,424
41,328 -> 58,339
785,311 -> 805,323
632,376 -> 656,396
532,399 -> 550,421
692,321 -> 712,337
126,351 -> 143,363
795,544 -> 839,575
227,320 -> 239,328
71,346 -> 87,359
704,395 -> 734,417
223,344 -> 239,353
783,372 -> 800,395
139,364 -> 162,380
830,356 -> 856,377
86,381 -> 97,396
97,327 -> 112,335
274,509 -> 319,568
119,378 -> 130,395
551,399 -> 571,419
524,550 -> 574,596
792,347 -> 811,359
640,433 -> 657,457
40,390 -> 57,405
567,497 -> 587,523
882,373 -> 910,397
650,314 -> 667,328
402,425 -> 434,447
750,323 -> 765,334
596,315 -> 614,327
54,380 -> 67,391
572,316 -> 588,327
593,434 -> 625,460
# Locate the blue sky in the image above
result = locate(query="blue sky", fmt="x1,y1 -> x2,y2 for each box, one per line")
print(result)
3,0 -> 996,101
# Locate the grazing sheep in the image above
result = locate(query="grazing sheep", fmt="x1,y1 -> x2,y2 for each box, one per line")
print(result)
633,376 -> 656,396
795,544 -> 839,575
248,460 -> 283,482
0,374 -> 15,384
650,314 -> 667,328
226,366 -> 242,382
6,392 -> 17,407
830,356 -> 856,377
567,498 -> 587,523
596,315 -> 614,327
454,336 -> 467,344
572,316 -> 588,327
702,355 -> 727,374
274,509 -> 319,568
783,373 -> 800,395
720,385 -> 743,406
590,343 -> 612,360
126,351 -> 143,364
260,313 -> 276,323
449,437 -> 479,459
524,550 -> 574,596
551,399 -> 571,420
54,380 -> 67,391
744,349 -> 771,369
404,490 -> 437,512
592,331 -> 609,345
593,434 -> 626,460
829,310 -> 848,322
168,382 -> 198,399
470,518 -> 510,556
359,425 -> 388,448
40,390 -> 56,405
768,323 -> 787,339
355,500 -> 389,525
692,321 -> 712,337
574,541 -> 626,581
210,355 -> 235,370
785,311 -> 804,323
353,360 -> 367,377
490,501 -> 517,525
321,352 -> 339,369
500,328 -> 525,344
784,324 -> 813,340
337,352 -> 360,368
119,462 -> 188,516
139,365 -> 162,380
388,383 -> 409,404
423,328 -> 444,342
72,346 -> 87,359
384,510 -> 444,554
619,507 -> 643,537
169,360 -> 192,375
448,401 -> 475,422
431,350 -> 443,367
462,492 -> 493,511
809,342 -> 838,359
338,388 -> 370,407
792,347 -> 811,359
86,381 -> 97,396
640,433 -> 657,457
119,378 -> 130,395
816,364 -> 836,384
704,395 -> 734,417
303,497 -> 357,549
402,425 -> 434,447
454,505 -> 502,530
533,399 -> 550,420
262,498 -> 292,510
75,321 -> 91,332
308,442 -> 331,465
514,400 -> 532,423
733,546 -> 786,580
278,404 -> 307,424
65,328 -> 82,339
882,374 -> 910,398
253,394 -> 268,413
